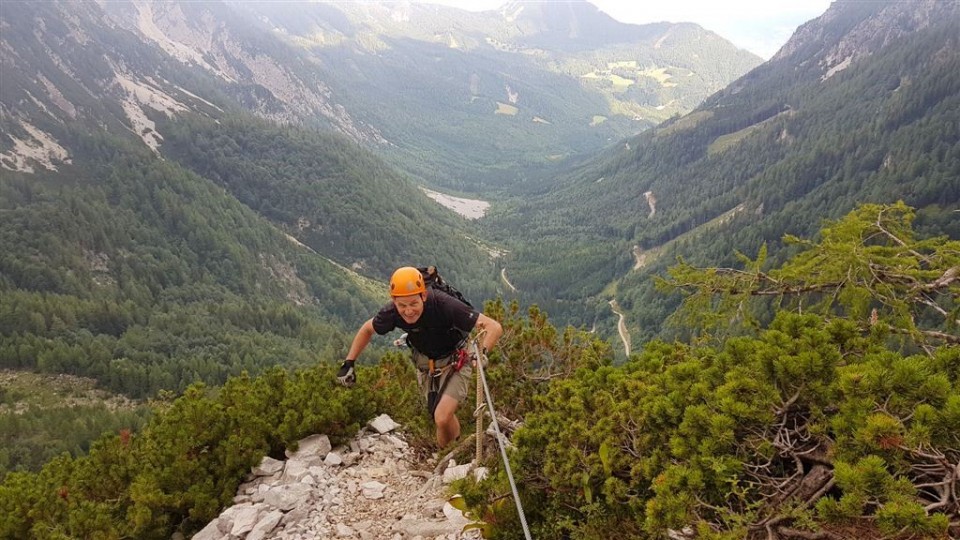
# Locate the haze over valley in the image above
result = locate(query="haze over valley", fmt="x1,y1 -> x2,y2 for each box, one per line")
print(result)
1,1 -> 958,538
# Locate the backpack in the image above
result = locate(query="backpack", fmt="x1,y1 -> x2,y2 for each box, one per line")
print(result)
417,266 -> 472,308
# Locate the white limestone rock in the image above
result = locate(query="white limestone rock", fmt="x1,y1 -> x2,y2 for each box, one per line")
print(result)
191,519 -> 223,540
368,414 -> 400,434
285,434 -> 331,461
264,483 -> 313,511
247,510 -> 284,540
252,456 -> 285,477
230,504 -> 265,536
394,516 -> 462,537
361,480 -> 387,500
442,463 -> 472,484
282,458 -> 312,482
190,415 -> 493,540
382,434 -> 408,449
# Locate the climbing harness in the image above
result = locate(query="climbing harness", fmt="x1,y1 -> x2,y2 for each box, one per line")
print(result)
470,339 -> 532,540
426,348 -> 470,419
399,331 -> 532,538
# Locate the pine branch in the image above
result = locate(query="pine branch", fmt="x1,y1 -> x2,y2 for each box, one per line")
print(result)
873,207 -> 932,264
885,325 -> 960,345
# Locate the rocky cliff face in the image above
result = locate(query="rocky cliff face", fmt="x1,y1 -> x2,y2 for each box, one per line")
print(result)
772,0 -> 959,78
100,1 -> 384,143
0,0 -> 380,174
2,0 -> 761,190
191,415 -> 485,540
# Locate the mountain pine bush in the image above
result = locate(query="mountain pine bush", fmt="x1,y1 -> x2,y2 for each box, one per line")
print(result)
459,203 -> 958,539
2,203 -> 955,539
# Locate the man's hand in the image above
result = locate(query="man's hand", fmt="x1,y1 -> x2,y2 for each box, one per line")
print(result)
336,359 -> 356,387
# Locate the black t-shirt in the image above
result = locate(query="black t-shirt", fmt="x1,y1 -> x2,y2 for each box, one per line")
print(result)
372,290 -> 479,359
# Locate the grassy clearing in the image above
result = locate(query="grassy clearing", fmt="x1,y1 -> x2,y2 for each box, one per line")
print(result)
0,370 -> 137,414
709,125 -> 762,155
708,110 -> 791,156
655,110 -> 714,137
609,74 -> 635,91
639,67 -> 673,84
627,203 -> 747,273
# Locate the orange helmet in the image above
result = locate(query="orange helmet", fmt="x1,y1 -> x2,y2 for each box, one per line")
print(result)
389,267 -> 425,297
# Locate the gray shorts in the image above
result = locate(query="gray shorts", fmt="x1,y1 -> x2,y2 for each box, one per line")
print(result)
412,349 -> 473,404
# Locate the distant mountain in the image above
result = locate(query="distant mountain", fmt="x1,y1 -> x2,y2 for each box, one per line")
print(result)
497,0 -> 685,50
0,0 -> 382,148
0,0 -> 757,192
238,0 -> 760,188
484,0 -> 960,343
0,0 -> 499,285
0,0 -> 501,400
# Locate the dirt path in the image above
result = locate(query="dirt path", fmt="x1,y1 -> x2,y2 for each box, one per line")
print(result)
194,416 -> 482,540
608,300 -> 631,358
500,268 -> 517,292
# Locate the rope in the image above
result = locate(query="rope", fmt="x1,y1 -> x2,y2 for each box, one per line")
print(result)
470,340 -> 533,540
475,357 -> 484,463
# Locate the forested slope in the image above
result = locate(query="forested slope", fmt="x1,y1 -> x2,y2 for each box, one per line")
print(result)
0,114 -> 506,475
3,204 -> 957,540
462,203 -> 960,540
0,129 -> 380,398
483,1 -> 960,343
160,114 -> 499,297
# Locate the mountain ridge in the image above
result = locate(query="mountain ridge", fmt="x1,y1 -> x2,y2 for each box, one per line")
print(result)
481,0 -> 960,342
0,0 -> 759,190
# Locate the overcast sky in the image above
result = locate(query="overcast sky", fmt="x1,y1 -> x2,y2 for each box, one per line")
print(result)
414,0 -> 834,59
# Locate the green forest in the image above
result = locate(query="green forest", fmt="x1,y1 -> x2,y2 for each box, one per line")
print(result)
0,116 -> 506,480
158,114 -> 501,297
0,130 -> 377,397
0,129 -> 380,478
1,0 -> 959,538
483,17 -> 960,345
2,204 -> 957,539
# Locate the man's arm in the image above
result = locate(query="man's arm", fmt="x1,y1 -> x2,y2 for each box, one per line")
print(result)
346,319 -> 376,361
336,319 -> 376,387
474,312 -> 503,354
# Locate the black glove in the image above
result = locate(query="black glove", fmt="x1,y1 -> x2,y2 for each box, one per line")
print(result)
336,359 -> 356,387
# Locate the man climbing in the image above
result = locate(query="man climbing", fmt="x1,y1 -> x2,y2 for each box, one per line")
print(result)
337,266 -> 503,447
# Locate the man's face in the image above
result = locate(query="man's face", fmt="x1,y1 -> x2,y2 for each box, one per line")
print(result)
393,293 -> 425,324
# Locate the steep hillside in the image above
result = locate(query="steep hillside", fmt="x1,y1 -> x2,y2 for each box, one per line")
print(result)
484,0 -> 960,343
158,114 -> 500,297
0,129 -> 384,392
0,0 -> 505,288
0,0 -> 758,202
0,0 -> 380,146
0,0 -> 516,474
4,219 -> 957,539
253,0 -> 757,189
0,370 -> 150,477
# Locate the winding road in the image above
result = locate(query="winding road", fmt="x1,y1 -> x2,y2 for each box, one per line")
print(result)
500,267 -> 517,292
608,299 -> 631,357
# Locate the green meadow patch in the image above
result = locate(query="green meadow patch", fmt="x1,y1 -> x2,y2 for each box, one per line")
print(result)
495,102 -> 518,115
708,111 -> 791,155
590,115 -> 608,126
655,110 -> 714,137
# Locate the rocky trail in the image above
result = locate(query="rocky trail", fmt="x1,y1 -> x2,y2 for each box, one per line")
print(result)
191,414 -> 485,540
